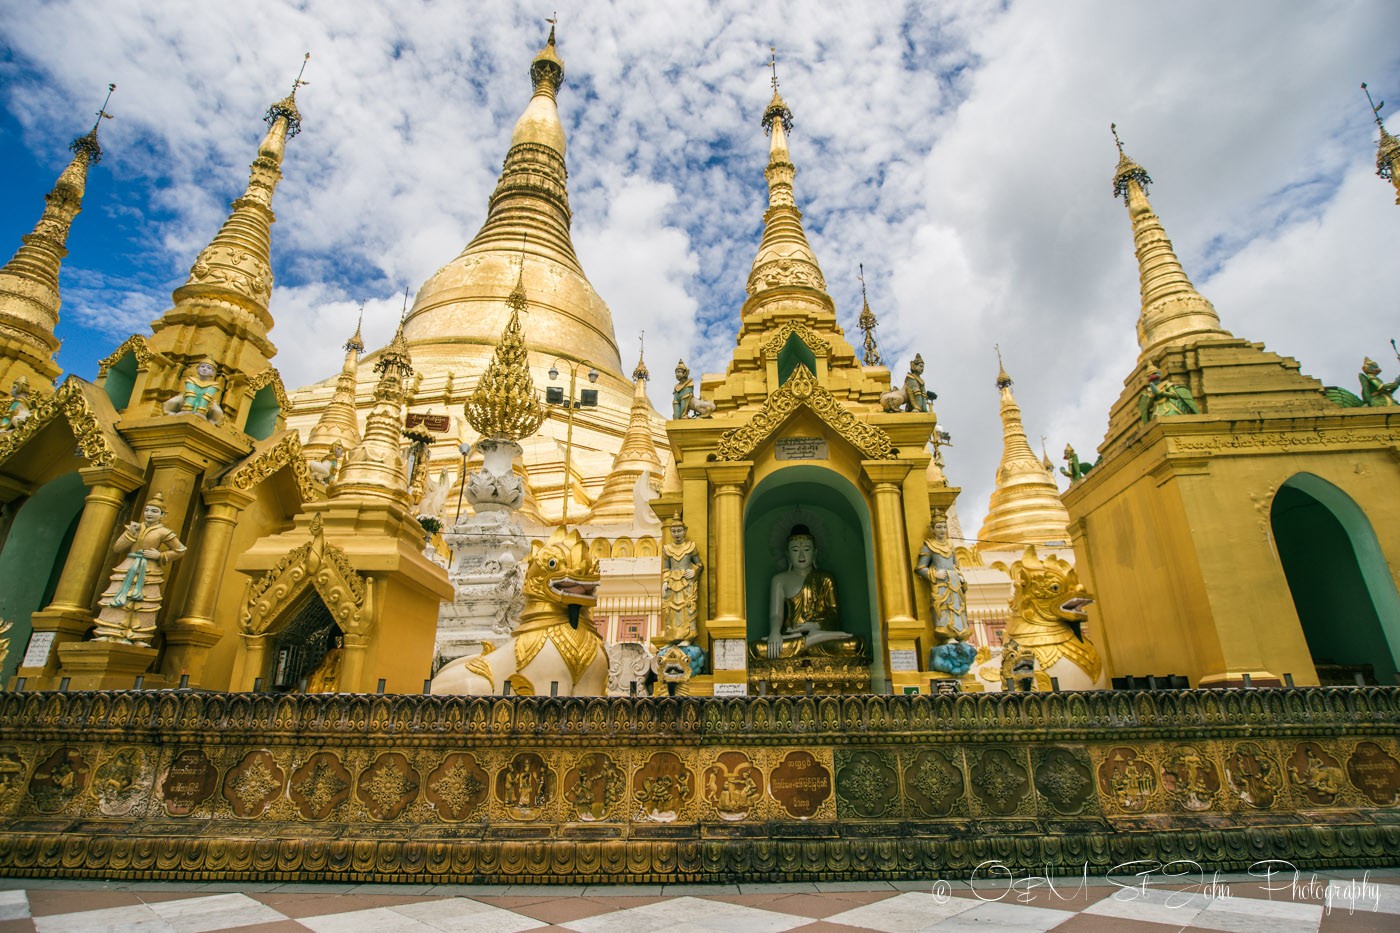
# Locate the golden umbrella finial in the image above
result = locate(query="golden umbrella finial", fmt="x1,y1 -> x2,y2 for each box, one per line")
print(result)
70,82 -> 115,163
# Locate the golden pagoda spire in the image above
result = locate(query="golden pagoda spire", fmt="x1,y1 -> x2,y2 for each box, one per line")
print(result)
1110,123 -> 1229,356
977,348 -> 1073,551
0,83 -> 113,391
306,304 -> 365,454
857,264 -> 881,366
587,334 -> 665,524
150,58 -> 308,369
746,46 -> 828,303
332,291 -> 414,504
462,255 -> 546,441
1363,83 -> 1400,205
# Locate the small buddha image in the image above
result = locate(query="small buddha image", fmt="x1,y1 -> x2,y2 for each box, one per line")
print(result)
753,524 -> 861,659
163,357 -> 226,425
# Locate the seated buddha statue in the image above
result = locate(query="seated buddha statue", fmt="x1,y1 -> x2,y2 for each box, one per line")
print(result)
752,525 -> 863,659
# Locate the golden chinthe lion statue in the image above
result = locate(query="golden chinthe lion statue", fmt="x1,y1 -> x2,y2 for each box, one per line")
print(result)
1004,546 -> 1106,691
432,526 -> 609,696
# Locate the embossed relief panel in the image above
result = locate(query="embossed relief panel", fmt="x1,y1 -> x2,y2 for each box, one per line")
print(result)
1032,747 -> 1098,817
425,752 -> 490,822
289,750 -> 352,821
835,749 -> 900,820
1093,745 -> 1162,815
1345,740 -> 1400,807
1160,743 -> 1224,813
562,751 -> 626,823
494,751 -> 555,822
1283,741 -> 1350,808
1223,741 -> 1285,810
28,746 -> 90,815
701,750 -> 765,822
222,749 -> 285,819
355,751 -> 420,821
632,751 -> 695,823
768,749 -> 834,821
968,747 -> 1033,818
0,746 -> 30,816
91,746 -> 154,818
902,748 -> 967,819
158,748 -> 218,817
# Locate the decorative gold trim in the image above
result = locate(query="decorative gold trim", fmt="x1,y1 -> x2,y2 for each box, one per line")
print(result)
241,518 -> 369,636
221,431 -> 317,503
0,378 -> 118,469
716,365 -> 894,461
95,335 -> 157,377
245,368 -> 291,415
758,322 -> 831,359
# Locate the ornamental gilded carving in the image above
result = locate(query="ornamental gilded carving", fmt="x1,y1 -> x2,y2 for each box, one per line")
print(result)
759,322 -> 831,359
242,515 -> 369,636
715,365 -> 895,461
223,431 -> 317,503
0,379 -> 118,469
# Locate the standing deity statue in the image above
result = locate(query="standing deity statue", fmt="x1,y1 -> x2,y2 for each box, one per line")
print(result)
672,360 -> 715,418
1137,367 -> 1199,423
661,515 -> 702,643
163,358 -> 226,425
917,511 -> 977,675
752,524 -> 861,659
93,492 -> 187,647
0,377 -> 33,433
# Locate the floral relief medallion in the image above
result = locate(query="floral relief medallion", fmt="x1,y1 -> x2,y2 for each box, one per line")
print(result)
426,753 -> 489,822
355,752 -> 420,821
905,749 -> 965,818
1033,748 -> 1094,816
158,749 -> 217,817
563,752 -> 624,822
289,751 -> 352,821
1286,742 -> 1346,806
1345,741 -> 1400,807
969,748 -> 1030,816
769,750 -> 832,820
632,751 -> 694,823
28,747 -> 89,814
221,750 -> 285,819
92,747 -> 152,817
496,752 -> 554,821
1097,747 -> 1157,813
702,751 -> 764,821
835,750 -> 899,819
1224,742 -> 1282,809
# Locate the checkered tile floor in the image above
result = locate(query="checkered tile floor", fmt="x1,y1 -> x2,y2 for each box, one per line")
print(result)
0,870 -> 1395,932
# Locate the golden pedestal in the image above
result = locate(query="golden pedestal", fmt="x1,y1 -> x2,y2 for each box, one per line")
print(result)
55,641 -> 159,690
749,655 -> 871,695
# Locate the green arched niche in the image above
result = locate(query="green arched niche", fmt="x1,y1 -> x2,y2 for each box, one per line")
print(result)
743,464 -> 884,686
0,471 -> 85,682
102,351 -> 138,411
1271,472 -> 1400,685
776,333 -> 817,386
244,385 -> 282,441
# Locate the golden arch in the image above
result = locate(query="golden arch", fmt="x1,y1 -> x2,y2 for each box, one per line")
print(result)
241,516 -> 372,638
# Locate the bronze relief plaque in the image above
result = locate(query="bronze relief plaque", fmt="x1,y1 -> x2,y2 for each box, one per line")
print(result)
158,749 -> 216,817
1346,741 -> 1400,807
290,751 -> 352,821
563,752 -> 624,822
1225,742 -> 1282,809
835,749 -> 899,819
356,751 -> 420,821
632,751 -> 694,823
969,748 -> 1030,816
0,747 -> 30,812
92,746 -> 152,817
222,749 -> 286,819
1161,744 -> 1221,812
905,749 -> 964,818
702,751 -> 764,821
1286,742 -> 1346,806
28,747 -> 89,814
769,750 -> 832,820
1097,746 -> 1157,813
496,752 -> 554,821
1033,748 -> 1094,816
426,752 -> 489,822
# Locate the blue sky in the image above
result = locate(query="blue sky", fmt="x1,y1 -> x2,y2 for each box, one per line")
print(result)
2,1 -> 1398,537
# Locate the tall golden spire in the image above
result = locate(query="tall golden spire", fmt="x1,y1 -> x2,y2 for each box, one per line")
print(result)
746,47 -> 828,303
0,84 -> 113,391
587,335 -> 665,524
1110,124 -> 1229,356
1363,83 -> 1400,205
857,264 -> 881,366
462,256 -> 546,441
977,349 -> 1073,551
333,298 -> 414,505
150,58 -> 308,368
305,305 -> 364,455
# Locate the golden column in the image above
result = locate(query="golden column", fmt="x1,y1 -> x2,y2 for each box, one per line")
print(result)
862,460 -> 920,688
703,461 -> 753,641
164,485 -> 255,684
19,463 -> 144,685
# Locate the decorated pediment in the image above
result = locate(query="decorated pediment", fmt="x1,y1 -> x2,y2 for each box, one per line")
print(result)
241,513 -> 370,636
219,430 -> 318,504
0,377 -> 140,473
96,335 -> 162,377
245,367 -> 291,414
758,322 -> 831,359
715,365 -> 894,461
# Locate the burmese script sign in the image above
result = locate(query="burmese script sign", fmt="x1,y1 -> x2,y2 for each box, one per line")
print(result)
775,437 -> 828,461
769,750 -> 832,819
159,749 -> 217,816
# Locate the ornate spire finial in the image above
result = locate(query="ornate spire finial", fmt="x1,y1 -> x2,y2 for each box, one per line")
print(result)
995,344 -> 1012,389
345,302 -> 365,353
69,83 -> 115,164
633,332 -> 649,382
761,45 -> 793,135
770,45 -> 779,93
1363,83 -> 1400,196
1110,122 -> 1153,200
857,263 -> 881,366
462,267 -> 546,442
265,53 -> 309,136
531,17 -> 565,93
399,285 -> 410,321
507,234 -> 529,314
1363,82 -> 1386,131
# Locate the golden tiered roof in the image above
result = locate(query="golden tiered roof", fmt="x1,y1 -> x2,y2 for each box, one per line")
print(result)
305,311 -> 364,456
587,342 -> 664,524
